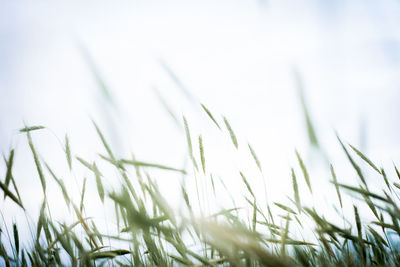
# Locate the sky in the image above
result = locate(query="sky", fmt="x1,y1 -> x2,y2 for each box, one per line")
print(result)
1,0 -> 400,239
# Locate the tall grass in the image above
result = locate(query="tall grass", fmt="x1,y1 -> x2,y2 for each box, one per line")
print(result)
1,110 -> 400,267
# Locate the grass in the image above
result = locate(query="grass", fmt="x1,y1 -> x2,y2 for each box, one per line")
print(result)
1,108 -> 400,267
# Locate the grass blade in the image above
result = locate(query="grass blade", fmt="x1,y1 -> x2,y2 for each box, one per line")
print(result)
330,164 -> 342,208
223,117 -> 238,149
349,144 -> 381,174
93,163 -> 105,202
65,135 -> 72,171
27,132 -> 46,194
291,168 -> 301,213
19,126 -> 45,133
240,172 -> 255,199
337,135 -> 367,187
120,159 -> 186,174
0,176 -> 24,209
295,150 -> 311,193
293,69 -> 319,149
92,120 -> 115,162
4,149 -> 14,189
199,135 -> 205,174
248,143 -> 262,172
200,103 -> 221,129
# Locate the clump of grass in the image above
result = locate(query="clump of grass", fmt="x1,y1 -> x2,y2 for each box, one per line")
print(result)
1,115 -> 400,267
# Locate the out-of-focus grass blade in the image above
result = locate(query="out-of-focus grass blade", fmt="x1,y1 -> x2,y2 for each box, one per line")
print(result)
0,176 -> 24,209
3,152 -> 21,204
291,168 -> 301,213
47,218 -> 92,251
76,157 -> 95,172
394,182 -> 400,190
4,149 -> 14,189
354,205 -> 362,239
274,203 -> 297,215
79,43 -> 115,107
183,116 -> 198,170
199,135 -> 205,174
332,182 -> 388,202
295,150 -> 312,193
354,205 -> 366,263
19,126 -> 45,133
330,164 -> 342,208
92,120 -> 115,162
200,104 -> 221,130
120,159 -> 186,174
65,135 -> 72,171
293,69 -> 319,149
154,87 -> 180,127
158,58 -> 195,103
80,177 -> 87,213
223,117 -> 238,149
45,163 -> 70,206
337,134 -> 367,187
248,143 -> 262,172
72,204 -> 99,249
394,163 -> 400,181
0,241 -> 10,267
93,163 -> 105,202
281,214 -> 290,256
240,172 -> 255,199
27,132 -> 46,194
380,168 -> 391,193
349,144 -> 381,174
183,116 -> 193,157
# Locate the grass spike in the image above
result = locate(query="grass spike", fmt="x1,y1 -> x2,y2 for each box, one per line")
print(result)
223,116 -> 238,149
295,150 -> 312,193
200,103 -> 221,130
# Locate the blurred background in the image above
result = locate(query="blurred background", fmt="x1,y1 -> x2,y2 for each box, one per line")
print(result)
1,0 -> 400,223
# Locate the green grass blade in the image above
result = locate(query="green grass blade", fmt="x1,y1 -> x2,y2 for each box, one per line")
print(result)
158,58 -> 195,103
120,159 -> 186,174
199,135 -> 205,174
337,134 -> 367,187
27,132 -> 46,194
0,175 -> 24,209
330,164 -> 342,208
200,104 -> 221,130
92,120 -> 115,162
240,172 -> 255,199
291,168 -> 301,213
65,135 -> 72,171
274,203 -> 297,215
44,163 -> 70,206
223,117 -> 238,149
19,126 -> 45,133
4,149 -> 14,189
380,168 -> 391,193
79,43 -> 115,106
295,150 -> 311,193
183,116 -> 198,170
293,69 -> 319,149
349,144 -> 381,174
80,177 -> 87,213
248,143 -> 262,172
93,163 -> 105,202
76,157 -> 95,171
13,222 -> 19,256
153,87 -> 180,127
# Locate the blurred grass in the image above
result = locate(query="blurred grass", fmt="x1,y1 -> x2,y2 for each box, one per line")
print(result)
0,108 -> 399,266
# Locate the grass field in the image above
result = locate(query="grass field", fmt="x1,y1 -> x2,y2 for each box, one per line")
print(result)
1,108 -> 400,266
